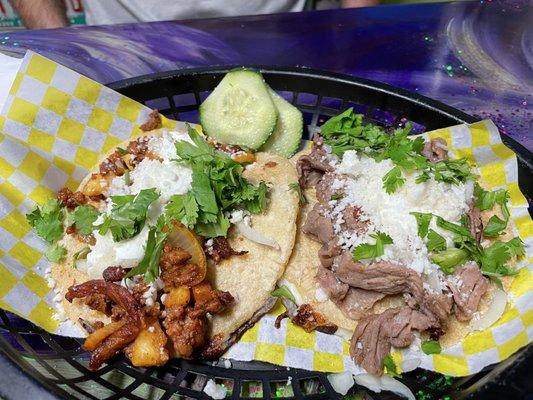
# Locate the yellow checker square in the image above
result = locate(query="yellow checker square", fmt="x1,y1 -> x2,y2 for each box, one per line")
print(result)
41,86 -> 70,115
116,97 -> 142,122
515,215 -> 533,238
28,185 -> 56,204
255,343 -> 285,365
19,151 -> 51,182
28,129 -> 55,153
64,177 -> 81,191
478,163 -> 506,188
462,330 -> 497,355
0,264 -> 18,297
521,309 -> 533,327
240,321 -> 259,342
74,147 -> 99,170
8,72 -> 24,96
453,147 -> 475,164
73,76 -> 101,104
510,268 -> 532,297
313,351 -> 344,372
102,135 -> 123,154
57,117 -> 85,144
342,340 -> 350,356
52,155 -> 76,175
428,128 -> 451,145
470,123 -> 491,147
88,107 -> 114,132
28,300 -> 59,333
7,97 -> 39,126
9,242 -> 42,269
286,322 -> 315,349
25,54 -> 58,85
433,354 -> 469,376
22,271 -> 49,297
491,143 -> 515,160
0,210 -> 31,238
0,181 -> 25,205
0,157 -> 15,179
161,117 -> 177,130
498,331 -> 528,360
508,182 -> 527,207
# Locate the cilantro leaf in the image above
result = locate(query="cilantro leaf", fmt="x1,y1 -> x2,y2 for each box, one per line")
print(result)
195,211 -> 231,238
271,285 -> 296,304
410,212 -> 433,238
289,182 -> 307,205
474,184 -> 508,212
421,340 -> 441,355
125,224 -> 168,282
98,188 -> 159,241
427,229 -> 447,252
191,162 -> 219,223
26,199 -> 64,244
175,125 -> 215,163
165,192 -> 199,229
69,205 -> 99,236
479,238 -> 524,277
483,215 -> 507,237
45,243 -> 67,263
432,158 -> 473,184
352,232 -> 393,261
382,166 -> 406,194
383,354 -> 400,378
72,246 -> 91,268
436,216 -> 472,239
330,192 -> 344,201
431,248 -> 469,274
116,147 -> 128,156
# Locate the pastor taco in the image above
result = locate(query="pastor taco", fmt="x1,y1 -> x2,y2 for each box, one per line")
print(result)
30,115 -> 299,369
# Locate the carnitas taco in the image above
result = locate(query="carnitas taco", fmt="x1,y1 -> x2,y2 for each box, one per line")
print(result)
30,114 -> 299,369
280,109 -> 525,375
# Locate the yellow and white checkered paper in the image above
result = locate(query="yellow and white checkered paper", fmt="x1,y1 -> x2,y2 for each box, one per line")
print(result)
0,51 -> 531,376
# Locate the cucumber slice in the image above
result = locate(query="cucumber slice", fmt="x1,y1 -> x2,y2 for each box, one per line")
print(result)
199,69 -> 277,150
260,88 -> 303,158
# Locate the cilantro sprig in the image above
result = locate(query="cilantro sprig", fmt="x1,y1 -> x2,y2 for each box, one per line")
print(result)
68,205 -> 100,236
167,126 -> 267,238
320,108 -> 474,193
352,232 -> 393,261
474,184 -> 511,237
98,188 -> 160,241
27,199 -> 64,244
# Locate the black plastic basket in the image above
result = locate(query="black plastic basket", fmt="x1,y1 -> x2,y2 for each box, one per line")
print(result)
0,66 -> 531,400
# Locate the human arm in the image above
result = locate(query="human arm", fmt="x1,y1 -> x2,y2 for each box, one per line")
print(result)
9,0 -> 69,29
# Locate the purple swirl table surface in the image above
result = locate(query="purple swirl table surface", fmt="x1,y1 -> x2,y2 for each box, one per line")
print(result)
0,1 -> 531,150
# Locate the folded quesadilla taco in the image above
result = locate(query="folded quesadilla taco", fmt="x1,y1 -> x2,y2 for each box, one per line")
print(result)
31,118 -> 299,369
279,109 -> 524,375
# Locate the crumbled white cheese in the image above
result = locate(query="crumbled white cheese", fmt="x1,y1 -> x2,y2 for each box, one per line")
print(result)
228,209 -> 251,225
147,129 -> 193,163
333,151 -> 473,274
203,379 -> 227,399
147,326 -> 155,333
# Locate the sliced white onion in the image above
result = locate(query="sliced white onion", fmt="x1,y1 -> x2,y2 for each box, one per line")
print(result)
401,358 -> 421,372
327,372 -> 355,395
74,259 -> 88,272
235,221 -> 280,249
354,374 -> 415,400
470,288 -> 507,331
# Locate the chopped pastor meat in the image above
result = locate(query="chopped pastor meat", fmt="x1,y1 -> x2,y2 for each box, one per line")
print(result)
131,279 -> 149,305
163,305 -> 206,358
207,237 -> 247,263
467,203 -> 483,245
190,281 -> 234,318
102,266 -> 127,282
302,203 -> 335,244
140,110 -> 162,132
126,136 -> 153,166
66,280 -> 142,370
78,318 -> 104,334
448,263 -> 489,322
160,244 -> 205,289
57,187 -> 87,209
83,293 -> 111,315
422,138 -> 449,162
296,140 -> 333,188
291,304 -> 338,334
99,150 -> 128,176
